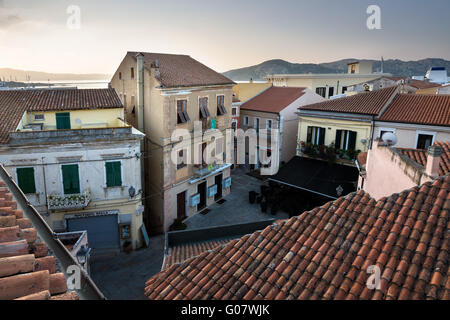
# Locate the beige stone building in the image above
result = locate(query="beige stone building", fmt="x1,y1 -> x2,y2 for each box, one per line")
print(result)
266,61 -> 392,99
110,52 -> 235,234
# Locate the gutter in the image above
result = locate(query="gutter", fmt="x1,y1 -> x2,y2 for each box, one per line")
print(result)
0,164 -> 105,300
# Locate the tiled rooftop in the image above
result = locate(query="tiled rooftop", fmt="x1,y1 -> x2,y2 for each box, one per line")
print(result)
145,175 -> 450,300
300,86 -> 398,115
240,87 -> 307,113
397,141 -> 450,176
378,94 -> 450,126
0,88 -> 123,144
127,52 -> 235,88
162,238 -> 235,270
0,178 -> 79,300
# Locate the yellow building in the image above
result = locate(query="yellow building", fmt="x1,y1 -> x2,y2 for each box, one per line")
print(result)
297,86 -> 400,160
233,82 -> 272,103
0,88 -> 145,251
267,61 -> 392,99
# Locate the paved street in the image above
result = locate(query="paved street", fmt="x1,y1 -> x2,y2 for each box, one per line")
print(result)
90,235 -> 165,300
90,167 -> 288,300
184,167 -> 289,229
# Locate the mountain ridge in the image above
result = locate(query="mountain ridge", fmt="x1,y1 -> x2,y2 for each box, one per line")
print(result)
0,68 -> 110,82
223,58 -> 450,81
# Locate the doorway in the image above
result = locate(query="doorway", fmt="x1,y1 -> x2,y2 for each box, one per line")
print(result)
177,191 -> 187,221
197,181 -> 207,211
215,174 -> 223,201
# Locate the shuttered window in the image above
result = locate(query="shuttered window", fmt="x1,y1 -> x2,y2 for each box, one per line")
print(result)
17,167 -> 36,194
199,97 -> 210,119
56,113 -> 71,130
307,126 -> 325,145
105,161 -> 122,187
335,130 -> 357,150
177,100 -> 190,124
62,164 -> 80,194
217,95 -> 227,116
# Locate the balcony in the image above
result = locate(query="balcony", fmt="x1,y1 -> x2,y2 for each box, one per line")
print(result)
47,190 -> 91,211
190,163 -> 232,184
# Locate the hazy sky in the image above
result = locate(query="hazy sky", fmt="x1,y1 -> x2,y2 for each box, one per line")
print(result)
0,0 -> 449,74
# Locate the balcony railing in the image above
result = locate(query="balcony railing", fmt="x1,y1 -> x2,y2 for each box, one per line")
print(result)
47,190 -> 91,211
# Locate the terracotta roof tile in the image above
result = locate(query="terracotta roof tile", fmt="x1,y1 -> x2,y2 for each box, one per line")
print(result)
379,94 -> 450,126
0,178 -> 78,300
145,175 -> 450,300
0,88 -> 123,144
127,52 -> 234,88
240,87 -> 307,113
397,141 -> 450,176
300,86 -> 398,115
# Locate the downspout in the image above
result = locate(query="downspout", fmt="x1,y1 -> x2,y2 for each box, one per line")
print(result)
369,116 -> 375,150
0,164 -> 105,300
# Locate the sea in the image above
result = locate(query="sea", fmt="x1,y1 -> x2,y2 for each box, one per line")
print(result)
28,80 -> 109,89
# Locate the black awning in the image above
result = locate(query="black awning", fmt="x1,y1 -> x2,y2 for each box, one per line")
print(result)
268,156 -> 359,199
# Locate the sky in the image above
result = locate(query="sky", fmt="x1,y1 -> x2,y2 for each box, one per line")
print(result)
0,0 -> 449,75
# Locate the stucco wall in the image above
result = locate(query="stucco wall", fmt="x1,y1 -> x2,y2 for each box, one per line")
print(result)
363,141 -> 432,200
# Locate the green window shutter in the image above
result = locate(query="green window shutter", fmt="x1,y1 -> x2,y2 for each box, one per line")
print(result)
56,113 -> 71,129
62,164 -> 80,194
106,162 -> 122,187
17,168 -> 36,194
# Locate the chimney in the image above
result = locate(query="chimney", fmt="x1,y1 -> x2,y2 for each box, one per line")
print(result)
425,145 -> 442,177
136,53 -> 145,132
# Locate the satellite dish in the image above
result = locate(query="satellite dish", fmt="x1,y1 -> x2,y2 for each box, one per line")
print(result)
382,132 -> 398,146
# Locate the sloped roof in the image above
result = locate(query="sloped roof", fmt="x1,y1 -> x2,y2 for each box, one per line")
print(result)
0,178 -> 79,300
397,141 -> 450,176
240,87 -> 307,113
0,88 -> 122,144
378,94 -> 450,126
162,238 -> 234,271
127,52 -> 235,88
408,80 -> 442,90
300,86 -> 398,115
145,175 -> 449,300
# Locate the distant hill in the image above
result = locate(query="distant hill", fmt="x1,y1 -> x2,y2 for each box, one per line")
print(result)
223,58 -> 450,81
0,68 -> 110,82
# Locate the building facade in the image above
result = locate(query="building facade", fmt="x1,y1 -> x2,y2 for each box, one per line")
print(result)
266,61 -> 391,99
0,89 -> 145,251
110,52 -> 235,234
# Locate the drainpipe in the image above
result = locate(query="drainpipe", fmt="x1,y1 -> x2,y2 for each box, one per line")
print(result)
136,53 -> 145,133
369,116 -> 375,150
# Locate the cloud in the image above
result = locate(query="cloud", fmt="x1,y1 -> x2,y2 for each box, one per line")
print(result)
0,1 -> 23,29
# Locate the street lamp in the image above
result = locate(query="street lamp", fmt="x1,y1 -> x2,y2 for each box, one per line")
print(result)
76,245 -> 91,266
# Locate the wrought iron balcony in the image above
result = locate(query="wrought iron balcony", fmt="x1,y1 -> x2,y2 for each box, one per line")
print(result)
47,190 -> 91,211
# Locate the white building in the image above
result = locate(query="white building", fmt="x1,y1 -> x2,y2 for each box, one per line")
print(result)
0,88 -> 145,251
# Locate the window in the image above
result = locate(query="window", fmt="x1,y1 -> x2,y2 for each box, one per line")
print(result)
217,95 -> 227,116
351,65 -> 356,74
119,72 -> 122,80
232,107 -> 237,116
105,161 -> 122,187
328,87 -> 334,97
61,164 -> 80,195
232,121 -> 237,131
335,130 -> 357,150
307,126 -> 325,145
16,167 -> 36,194
177,150 -> 187,170
416,133 -> 434,149
56,113 -> 71,130
342,86 -> 348,94
34,114 -> 45,121
254,118 -> 260,132
131,67 -> 135,79
243,116 -> 249,126
199,97 -> 210,119
378,128 -> 395,139
177,100 -> 190,124
123,94 -> 127,108
266,119 -> 273,130
316,87 -> 326,98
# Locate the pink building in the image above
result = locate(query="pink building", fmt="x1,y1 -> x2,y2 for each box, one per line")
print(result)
358,140 -> 449,199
